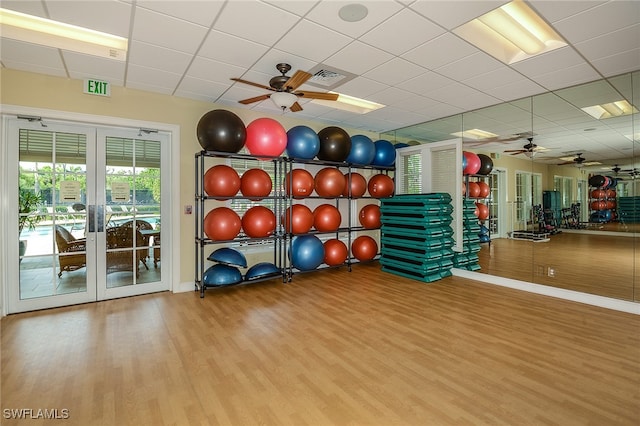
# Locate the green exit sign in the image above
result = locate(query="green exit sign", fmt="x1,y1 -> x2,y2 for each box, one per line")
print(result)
83,79 -> 111,97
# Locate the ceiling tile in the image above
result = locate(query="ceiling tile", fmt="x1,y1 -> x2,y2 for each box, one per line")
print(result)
402,33 -> 478,70
531,63 -> 601,91
333,76 -> 388,99
185,57 -> 246,85
276,19 -> 352,63
0,39 -> 65,70
305,0 -> 404,38
462,67 -> 527,93
409,0 -> 505,30
590,48 -> 640,78
489,79 -> 546,102
132,7 -> 208,54
137,1 -> 224,27
213,1 -> 300,46
396,71 -> 455,94
368,87 -> 418,106
363,58 -> 426,86
199,31 -> 270,68
63,52 -> 125,84
128,41 -> 192,75
512,47 -> 589,79
175,77 -> 229,102
46,0 -> 131,37
250,50 -> 318,76
360,8 -> 444,56
324,41 -> 394,75
261,0 -> 317,16
575,24 -> 640,63
435,53 -> 503,83
0,1 -> 46,17
528,0 -> 606,23
126,64 -> 182,93
553,1 -> 640,44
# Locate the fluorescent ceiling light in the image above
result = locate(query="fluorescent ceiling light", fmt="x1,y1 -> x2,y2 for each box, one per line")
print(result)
311,92 -> 384,114
453,0 -> 567,64
451,129 -> 498,140
581,100 -> 638,120
0,8 -> 128,60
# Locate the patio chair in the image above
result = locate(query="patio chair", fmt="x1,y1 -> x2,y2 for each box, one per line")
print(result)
54,225 -> 86,277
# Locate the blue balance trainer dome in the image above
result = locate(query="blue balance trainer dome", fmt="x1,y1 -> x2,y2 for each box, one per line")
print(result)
207,247 -> 247,268
202,264 -> 243,286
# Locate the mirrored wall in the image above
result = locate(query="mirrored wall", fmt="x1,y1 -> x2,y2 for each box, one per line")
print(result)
383,71 -> 638,302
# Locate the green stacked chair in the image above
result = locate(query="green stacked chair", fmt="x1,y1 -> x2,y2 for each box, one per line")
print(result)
453,199 -> 481,271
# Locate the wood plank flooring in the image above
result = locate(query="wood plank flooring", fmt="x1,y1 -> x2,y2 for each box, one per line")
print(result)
477,232 -> 640,301
2,264 -> 639,425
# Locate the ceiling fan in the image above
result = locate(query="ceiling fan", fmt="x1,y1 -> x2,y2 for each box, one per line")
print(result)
504,138 -> 540,157
231,63 -> 339,112
557,153 -> 587,166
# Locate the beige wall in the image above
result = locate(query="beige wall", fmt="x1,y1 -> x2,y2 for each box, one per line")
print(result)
1,68 -> 381,285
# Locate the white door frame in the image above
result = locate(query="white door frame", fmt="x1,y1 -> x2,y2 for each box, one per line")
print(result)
0,104 -> 181,315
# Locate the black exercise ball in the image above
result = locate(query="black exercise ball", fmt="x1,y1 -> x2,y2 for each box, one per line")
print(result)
588,175 -> 605,188
317,126 -> 351,162
477,154 -> 494,175
197,109 -> 246,153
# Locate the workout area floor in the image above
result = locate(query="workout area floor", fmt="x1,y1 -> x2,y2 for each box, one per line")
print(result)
2,263 -> 638,426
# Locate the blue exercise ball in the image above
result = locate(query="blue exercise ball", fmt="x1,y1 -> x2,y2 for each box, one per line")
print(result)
290,235 -> 324,271
372,139 -> 396,166
346,134 -> 375,165
245,262 -> 280,280
286,125 -> 320,159
207,247 -> 247,268
202,264 -> 243,286
462,154 -> 467,171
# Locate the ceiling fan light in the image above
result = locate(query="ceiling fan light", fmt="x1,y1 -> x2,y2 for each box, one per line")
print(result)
270,92 -> 298,110
524,150 -> 536,158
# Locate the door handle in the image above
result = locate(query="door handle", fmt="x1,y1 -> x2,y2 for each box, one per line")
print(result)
88,205 -> 95,232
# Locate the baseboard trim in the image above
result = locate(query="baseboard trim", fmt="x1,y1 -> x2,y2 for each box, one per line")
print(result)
451,268 -> 640,315
174,281 -> 197,294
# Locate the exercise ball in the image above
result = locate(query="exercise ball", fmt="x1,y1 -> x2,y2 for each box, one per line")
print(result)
290,235 -> 325,271
313,204 -> 342,232
368,174 -> 394,198
589,175 -> 605,187
323,239 -> 348,266
240,168 -> 272,200
605,189 -> 616,198
286,125 -> 320,159
352,235 -> 378,262
203,165 -> 241,199
467,182 -> 481,198
317,126 -> 351,162
242,206 -> 275,238
346,134 -> 375,165
477,181 -> 490,198
463,151 -> 481,175
372,139 -> 396,166
475,202 -> 489,221
462,153 -> 467,171
342,172 -> 367,197
197,109 -> 246,153
315,167 -> 346,198
284,169 -> 314,198
591,189 -> 605,199
244,262 -> 280,280
282,204 -> 314,234
245,117 -> 287,158
207,247 -> 247,268
204,207 -> 241,241
606,200 -> 616,210
477,154 -> 493,175
202,264 -> 242,286
359,204 -> 381,229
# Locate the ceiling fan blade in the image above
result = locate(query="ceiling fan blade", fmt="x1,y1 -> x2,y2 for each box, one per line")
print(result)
557,161 -> 574,165
283,70 -> 312,91
295,91 -> 339,101
290,102 -> 303,112
238,94 -> 270,105
231,78 -> 275,91
504,150 -> 525,154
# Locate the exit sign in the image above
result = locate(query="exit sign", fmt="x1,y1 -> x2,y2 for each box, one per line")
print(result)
84,79 -> 111,97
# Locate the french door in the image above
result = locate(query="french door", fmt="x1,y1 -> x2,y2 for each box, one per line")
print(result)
7,118 -> 169,313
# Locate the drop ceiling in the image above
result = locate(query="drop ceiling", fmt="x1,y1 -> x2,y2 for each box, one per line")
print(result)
1,0 -> 638,170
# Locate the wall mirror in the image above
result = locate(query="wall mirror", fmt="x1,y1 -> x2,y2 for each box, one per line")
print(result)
382,71 -> 638,302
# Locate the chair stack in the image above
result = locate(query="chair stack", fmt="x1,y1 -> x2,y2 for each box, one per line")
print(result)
453,199 -> 482,271
379,194 -> 455,283
617,196 -> 640,224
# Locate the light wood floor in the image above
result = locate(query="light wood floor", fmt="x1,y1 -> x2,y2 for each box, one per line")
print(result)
2,264 -> 639,425
477,232 -> 640,301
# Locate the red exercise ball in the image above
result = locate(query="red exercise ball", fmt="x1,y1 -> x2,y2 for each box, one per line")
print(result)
352,235 -> 378,261
323,239 -> 348,266
467,182 -> 481,198
245,117 -> 287,158
342,172 -> 367,197
605,189 -> 616,198
284,169 -> 314,198
282,204 -> 314,234
203,165 -> 240,199
313,204 -> 342,232
477,181 -> 490,198
242,206 -> 276,238
359,204 -> 381,229
240,168 -> 272,200
368,174 -> 394,198
315,167 -> 346,198
204,207 -> 241,241
591,189 -> 605,199
463,151 -> 481,175
475,202 -> 489,221
606,200 -> 616,210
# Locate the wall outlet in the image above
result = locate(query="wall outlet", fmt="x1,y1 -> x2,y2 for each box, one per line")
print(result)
184,205 -> 192,215
547,267 -> 555,277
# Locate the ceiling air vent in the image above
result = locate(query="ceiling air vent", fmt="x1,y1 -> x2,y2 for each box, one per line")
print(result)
305,64 -> 357,91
